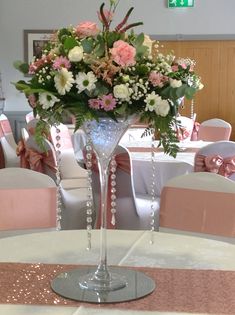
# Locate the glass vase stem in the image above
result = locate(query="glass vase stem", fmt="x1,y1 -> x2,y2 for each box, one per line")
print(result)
95,156 -> 110,282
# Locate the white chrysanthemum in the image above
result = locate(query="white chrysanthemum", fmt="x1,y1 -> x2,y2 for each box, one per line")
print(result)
144,91 -> 162,112
39,92 -> 59,110
145,92 -> 170,117
75,71 -> 97,93
54,68 -> 74,95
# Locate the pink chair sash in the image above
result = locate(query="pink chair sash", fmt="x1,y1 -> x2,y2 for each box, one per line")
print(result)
176,127 -> 190,141
27,148 -> 57,174
0,119 -> 12,135
191,121 -> 200,141
195,154 -> 235,177
0,187 -> 57,230
91,152 -> 131,229
197,125 -> 231,141
160,187 -> 235,237
16,140 -> 30,169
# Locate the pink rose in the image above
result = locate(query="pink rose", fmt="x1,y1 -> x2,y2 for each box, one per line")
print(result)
76,21 -> 99,38
110,40 -> 136,67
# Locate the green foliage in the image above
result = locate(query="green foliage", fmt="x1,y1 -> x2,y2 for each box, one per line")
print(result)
81,38 -> 95,53
63,37 -> 79,50
13,61 -> 29,74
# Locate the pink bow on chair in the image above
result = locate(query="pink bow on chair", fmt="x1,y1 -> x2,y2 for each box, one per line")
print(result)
27,148 -> 57,174
16,139 -> 30,169
195,154 -> 235,177
191,121 -> 200,141
176,127 -> 190,141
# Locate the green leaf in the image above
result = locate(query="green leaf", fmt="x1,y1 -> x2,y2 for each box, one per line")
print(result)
106,31 -> 121,48
135,64 -> 149,76
136,45 -> 148,58
175,84 -> 187,98
64,37 -> 78,50
115,103 -> 128,115
58,28 -> 72,43
94,41 -> 105,57
12,81 -> 31,92
81,38 -> 94,53
185,86 -> 196,99
134,33 -> 145,47
13,60 -> 29,74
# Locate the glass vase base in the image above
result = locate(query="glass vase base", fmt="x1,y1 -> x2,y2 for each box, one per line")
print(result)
51,266 -> 156,304
79,271 -> 127,291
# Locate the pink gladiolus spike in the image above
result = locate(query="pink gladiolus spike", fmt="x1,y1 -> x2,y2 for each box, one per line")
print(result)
115,7 -> 134,32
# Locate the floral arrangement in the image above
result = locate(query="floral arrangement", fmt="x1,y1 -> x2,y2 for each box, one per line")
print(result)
14,0 -> 203,156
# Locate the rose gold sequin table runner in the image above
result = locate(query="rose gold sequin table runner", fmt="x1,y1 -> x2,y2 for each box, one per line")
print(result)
0,262 -> 234,314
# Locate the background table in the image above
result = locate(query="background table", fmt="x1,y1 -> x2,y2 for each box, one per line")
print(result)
128,141 -> 212,196
0,229 -> 234,315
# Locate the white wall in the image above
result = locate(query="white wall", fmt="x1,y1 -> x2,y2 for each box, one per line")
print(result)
1,0 -> 235,111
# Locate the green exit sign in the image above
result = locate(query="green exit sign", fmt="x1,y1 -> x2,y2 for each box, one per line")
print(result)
168,0 -> 194,7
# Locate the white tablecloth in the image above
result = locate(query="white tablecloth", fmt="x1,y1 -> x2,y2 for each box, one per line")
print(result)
0,229 -> 234,315
130,141 -> 212,196
72,127 -> 153,163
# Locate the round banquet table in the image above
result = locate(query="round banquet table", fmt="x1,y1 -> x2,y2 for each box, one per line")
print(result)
0,229 -> 234,315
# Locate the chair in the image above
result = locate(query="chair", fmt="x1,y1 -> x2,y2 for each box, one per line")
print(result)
194,140 -> 235,181
21,128 -> 91,230
175,115 -> 194,142
159,172 -> 235,238
120,125 -> 152,144
50,123 -> 89,180
0,114 -> 20,167
91,145 -> 160,230
0,167 -> 57,236
197,118 -> 232,141
25,111 -> 35,123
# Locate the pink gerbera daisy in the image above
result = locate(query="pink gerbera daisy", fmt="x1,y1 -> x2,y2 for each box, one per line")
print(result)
100,94 -> 116,111
53,56 -> 71,70
88,98 -> 101,110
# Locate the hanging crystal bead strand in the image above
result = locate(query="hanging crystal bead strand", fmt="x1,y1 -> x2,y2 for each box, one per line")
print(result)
110,155 -> 117,226
190,98 -> 194,119
54,126 -> 62,230
150,130 -> 157,244
84,128 -> 94,251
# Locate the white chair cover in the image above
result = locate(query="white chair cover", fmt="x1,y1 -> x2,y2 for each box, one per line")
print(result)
91,145 -> 160,230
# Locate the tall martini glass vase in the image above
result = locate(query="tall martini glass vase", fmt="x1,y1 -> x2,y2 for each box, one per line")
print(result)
79,115 -> 136,291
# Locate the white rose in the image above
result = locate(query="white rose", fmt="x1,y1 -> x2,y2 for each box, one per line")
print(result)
68,46 -> 84,62
113,84 -> 130,99
155,99 -> 170,117
169,78 -> 182,88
